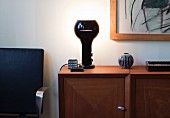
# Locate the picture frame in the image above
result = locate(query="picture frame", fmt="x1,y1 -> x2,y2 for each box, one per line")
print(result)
110,0 -> 170,40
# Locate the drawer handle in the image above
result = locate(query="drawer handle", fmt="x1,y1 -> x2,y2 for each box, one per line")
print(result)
117,106 -> 125,111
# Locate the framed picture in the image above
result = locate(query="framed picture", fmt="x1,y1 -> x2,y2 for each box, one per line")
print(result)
110,0 -> 170,40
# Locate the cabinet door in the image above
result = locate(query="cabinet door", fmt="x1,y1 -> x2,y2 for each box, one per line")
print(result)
136,79 -> 170,118
64,78 -> 125,118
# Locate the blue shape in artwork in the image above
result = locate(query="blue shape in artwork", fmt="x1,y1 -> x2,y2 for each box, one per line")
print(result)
143,0 -> 169,8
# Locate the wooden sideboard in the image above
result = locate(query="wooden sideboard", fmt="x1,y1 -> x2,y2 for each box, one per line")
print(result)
58,66 -> 170,118
130,66 -> 170,118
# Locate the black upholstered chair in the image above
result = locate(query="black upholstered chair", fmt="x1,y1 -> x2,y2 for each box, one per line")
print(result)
0,48 -> 47,118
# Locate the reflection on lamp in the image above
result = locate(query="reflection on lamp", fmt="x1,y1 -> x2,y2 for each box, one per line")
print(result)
74,20 -> 99,69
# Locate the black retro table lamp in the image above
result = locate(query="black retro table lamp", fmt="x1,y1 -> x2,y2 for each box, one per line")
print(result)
74,20 -> 99,69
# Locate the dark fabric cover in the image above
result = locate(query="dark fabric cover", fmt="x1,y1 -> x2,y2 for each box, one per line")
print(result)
0,48 -> 44,116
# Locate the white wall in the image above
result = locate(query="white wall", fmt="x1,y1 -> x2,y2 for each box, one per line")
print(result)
1,0 -> 170,118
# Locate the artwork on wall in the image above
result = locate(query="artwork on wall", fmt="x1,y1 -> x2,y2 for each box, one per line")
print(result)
110,0 -> 170,40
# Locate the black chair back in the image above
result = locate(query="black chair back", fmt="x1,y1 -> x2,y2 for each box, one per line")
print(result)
0,48 -> 44,117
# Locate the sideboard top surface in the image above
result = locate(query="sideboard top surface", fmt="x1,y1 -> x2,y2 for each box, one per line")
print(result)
59,66 -> 170,76
59,66 -> 129,75
130,66 -> 170,74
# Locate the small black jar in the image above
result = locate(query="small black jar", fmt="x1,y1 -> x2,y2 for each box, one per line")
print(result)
118,53 -> 134,69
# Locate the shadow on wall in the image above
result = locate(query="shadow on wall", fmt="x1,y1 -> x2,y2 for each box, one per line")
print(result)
42,51 -> 59,118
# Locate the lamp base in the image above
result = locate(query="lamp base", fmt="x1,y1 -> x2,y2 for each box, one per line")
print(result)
82,65 -> 95,69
